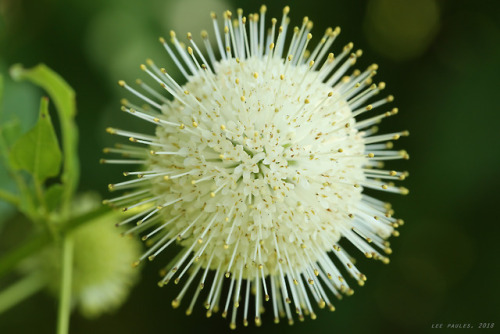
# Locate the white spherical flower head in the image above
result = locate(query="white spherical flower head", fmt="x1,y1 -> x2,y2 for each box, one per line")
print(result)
103,5 -> 409,328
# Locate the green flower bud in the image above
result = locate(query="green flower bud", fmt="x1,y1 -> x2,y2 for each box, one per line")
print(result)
34,195 -> 142,318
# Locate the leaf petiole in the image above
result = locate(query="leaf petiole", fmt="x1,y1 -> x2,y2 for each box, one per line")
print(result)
0,189 -> 19,206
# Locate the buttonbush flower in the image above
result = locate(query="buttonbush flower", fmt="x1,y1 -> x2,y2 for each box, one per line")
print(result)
103,5 -> 409,328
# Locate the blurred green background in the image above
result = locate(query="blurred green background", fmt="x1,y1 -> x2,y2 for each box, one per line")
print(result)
1,0 -> 499,333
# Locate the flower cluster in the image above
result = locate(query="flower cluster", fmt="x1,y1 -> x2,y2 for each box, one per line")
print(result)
103,5 -> 408,328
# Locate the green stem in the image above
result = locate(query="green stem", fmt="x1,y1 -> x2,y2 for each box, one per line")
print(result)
0,205 -> 110,279
56,236 -> 73,334
0,189 -> 19,206
0,274 -> 46,314
0,232 -> 50,279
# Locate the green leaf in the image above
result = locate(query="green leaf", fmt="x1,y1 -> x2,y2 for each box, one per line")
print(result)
0,119 -> 22,150
0,74 -> 3,115
10,64 -> 79,217
0,75 -> 18,226
44,183 -> 64,212
9,97 -> 62,183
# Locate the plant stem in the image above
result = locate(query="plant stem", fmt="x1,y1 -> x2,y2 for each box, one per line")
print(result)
0,190 -> 19,206
0,205 -> 110,279
0,274 -> 46,314
56,236 -> 73,334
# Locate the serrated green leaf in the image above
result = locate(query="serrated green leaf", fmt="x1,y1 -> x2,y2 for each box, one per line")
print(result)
10,64 -> 79,216
9,97 -> 62,183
